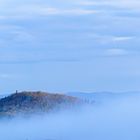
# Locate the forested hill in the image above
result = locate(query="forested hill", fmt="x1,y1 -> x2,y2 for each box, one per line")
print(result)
0,91 -> 81,117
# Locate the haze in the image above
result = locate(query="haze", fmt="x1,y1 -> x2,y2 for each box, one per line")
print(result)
0,93 -> 140,140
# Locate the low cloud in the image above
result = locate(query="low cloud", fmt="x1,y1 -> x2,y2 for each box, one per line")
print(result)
0,93 -> 140,140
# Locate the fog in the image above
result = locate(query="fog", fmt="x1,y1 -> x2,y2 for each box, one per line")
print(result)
1,93 -> 140,140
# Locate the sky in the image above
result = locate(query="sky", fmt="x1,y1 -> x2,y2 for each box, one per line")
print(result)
0,0 -> 140,93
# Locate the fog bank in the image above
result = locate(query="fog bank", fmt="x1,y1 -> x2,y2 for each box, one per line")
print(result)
0,93 -> 140,140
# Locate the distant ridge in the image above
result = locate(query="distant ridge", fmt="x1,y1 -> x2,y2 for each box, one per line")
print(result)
0,91 -> 81,117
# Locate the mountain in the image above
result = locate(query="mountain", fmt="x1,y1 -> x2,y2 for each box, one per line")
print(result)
0,91 -> 81,117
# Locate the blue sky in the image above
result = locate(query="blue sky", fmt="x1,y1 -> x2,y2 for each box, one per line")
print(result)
0,0 -> 140,93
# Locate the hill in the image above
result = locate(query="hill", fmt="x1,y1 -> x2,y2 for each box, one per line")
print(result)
0,91 -> 81,117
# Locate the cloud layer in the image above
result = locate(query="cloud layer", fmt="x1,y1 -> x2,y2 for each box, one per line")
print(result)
0,0 -> 140,92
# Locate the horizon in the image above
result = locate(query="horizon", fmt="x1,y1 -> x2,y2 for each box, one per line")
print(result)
2,90 -> 140,95
0,0 -> 140,93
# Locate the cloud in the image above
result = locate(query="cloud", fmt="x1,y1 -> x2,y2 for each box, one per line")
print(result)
112,36 -> 135,42
80,0 -> 140,9
38,7 -> 99,16
89,34 -> 135,44
0,4 -> 99,20
105,48 -> 128,56
76,0 -> 140,20
51,8 -> 98,15
1,0 -> 140,20
1,0 -> 139,20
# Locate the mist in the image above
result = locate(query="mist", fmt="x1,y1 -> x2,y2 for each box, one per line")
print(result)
1,93 -> 140,140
